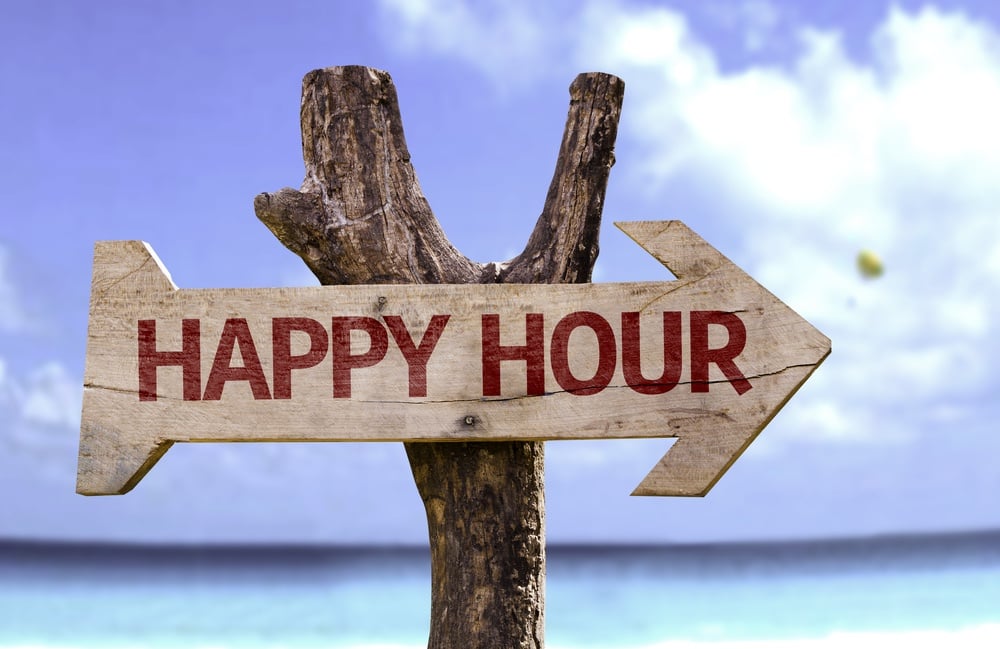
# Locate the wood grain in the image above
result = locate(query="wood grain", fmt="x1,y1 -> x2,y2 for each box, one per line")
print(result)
255,66 -> 622,649
79,221 -> 829,496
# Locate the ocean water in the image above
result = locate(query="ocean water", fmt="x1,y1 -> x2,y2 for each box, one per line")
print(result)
1,531 -> 999,648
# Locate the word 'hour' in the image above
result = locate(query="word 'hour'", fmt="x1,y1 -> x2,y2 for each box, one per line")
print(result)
137,311 -> 752,402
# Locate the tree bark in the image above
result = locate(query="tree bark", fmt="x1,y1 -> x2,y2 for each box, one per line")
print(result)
255,65 -> 623,649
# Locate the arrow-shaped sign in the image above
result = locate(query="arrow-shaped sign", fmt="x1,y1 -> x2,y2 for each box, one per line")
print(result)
78,221 -> 829,497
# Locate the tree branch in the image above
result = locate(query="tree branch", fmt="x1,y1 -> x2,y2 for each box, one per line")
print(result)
254,65 -> 624,649
255,66 -> 480,285
500,73 -> 624,284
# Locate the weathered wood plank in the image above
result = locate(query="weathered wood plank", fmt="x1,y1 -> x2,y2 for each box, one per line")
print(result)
79,221 -> 829,496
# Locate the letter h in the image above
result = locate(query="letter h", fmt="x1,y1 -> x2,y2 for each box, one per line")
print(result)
138,319 -> 201,401
481,313 -> 545,396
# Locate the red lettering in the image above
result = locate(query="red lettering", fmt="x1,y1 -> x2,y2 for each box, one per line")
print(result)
690,311 -> 752,395
622,311 -> 682,394
272,318 -> 328,399
203,319 -> 272,400
331,316 -> 388,398
138,319 -> 201,402
384,315 -> 450,397
550,311 -> 616,395
482,313 -> 545,397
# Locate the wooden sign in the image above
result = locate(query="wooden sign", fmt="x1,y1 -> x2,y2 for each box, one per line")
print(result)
78,221 -> 829,497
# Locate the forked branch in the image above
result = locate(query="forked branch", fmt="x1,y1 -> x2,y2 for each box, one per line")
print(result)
254,65 -> 624,649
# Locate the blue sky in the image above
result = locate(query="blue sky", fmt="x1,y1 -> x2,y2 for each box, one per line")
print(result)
1,0 -> 998,544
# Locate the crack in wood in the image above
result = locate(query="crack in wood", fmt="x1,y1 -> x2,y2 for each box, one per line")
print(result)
96,252 -> 159,300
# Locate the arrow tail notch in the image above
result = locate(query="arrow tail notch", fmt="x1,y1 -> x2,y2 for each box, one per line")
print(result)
77,422 -> 172,495
79,241 -> 179,495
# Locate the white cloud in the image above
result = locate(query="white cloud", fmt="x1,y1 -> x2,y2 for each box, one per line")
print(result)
0,356 -> 81,447
0,241 -> 80,436
20,361 -> 81,430
377,0 -> 564,87
741,0 -> 781,52
576,4 -> 1000,445
379,1 -> 1000,448
0,358 -> 13,406
707,0 -> 783,52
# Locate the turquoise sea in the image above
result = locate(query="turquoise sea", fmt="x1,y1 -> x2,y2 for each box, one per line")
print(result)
1,530 -> 999,648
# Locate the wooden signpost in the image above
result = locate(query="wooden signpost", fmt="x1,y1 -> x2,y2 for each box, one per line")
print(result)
79,221 -> 828,497
78,66 -> 829,649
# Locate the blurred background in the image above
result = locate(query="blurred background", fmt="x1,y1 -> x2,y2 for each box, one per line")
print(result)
1,1 -> 998,647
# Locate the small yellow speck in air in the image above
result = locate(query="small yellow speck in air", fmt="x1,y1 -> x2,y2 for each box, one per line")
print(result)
856,250 -> 884,279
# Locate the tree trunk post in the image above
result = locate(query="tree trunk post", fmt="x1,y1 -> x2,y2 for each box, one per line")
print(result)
255,65 -> 624,649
